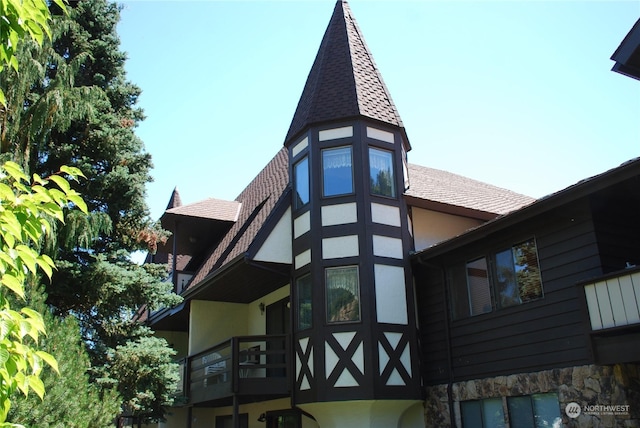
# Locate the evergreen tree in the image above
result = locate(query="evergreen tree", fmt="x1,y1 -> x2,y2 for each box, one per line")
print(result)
8,286 -> 121,428
0,0 -> 180,422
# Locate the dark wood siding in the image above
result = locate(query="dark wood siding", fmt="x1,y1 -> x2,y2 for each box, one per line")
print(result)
415,198 -> 603,385
414,266 -> 449,384
590,180 -> 640,273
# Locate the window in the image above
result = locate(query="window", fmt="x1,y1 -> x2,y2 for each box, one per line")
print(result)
369,147 -> 396,197
461,398 -> 505,428
326,266 -> 360,323
294,157 -> 309,208
296,274 -> 312,330
449,238 -> 543,320
507,393 -> 562,428
467,258 -> 492,316
461,393 -> 561,428
496,239 -> 543,309
322,146 -> 353,196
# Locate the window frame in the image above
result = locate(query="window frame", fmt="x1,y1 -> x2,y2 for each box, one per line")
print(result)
321,145 -> 354,198
449,237 -> 543,320
295,273 -> 313,331
460,393 -> 561,428
293,156 -> 310,209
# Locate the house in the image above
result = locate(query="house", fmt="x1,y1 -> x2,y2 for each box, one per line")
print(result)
412,157 -> 640,427
145,1 -> 639,427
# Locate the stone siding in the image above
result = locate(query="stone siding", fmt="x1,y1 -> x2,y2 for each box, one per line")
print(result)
423,364 -> 640,427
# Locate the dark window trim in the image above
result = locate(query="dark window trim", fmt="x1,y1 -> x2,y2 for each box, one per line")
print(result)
293,156 -> 310,210
450,236 -> 544,320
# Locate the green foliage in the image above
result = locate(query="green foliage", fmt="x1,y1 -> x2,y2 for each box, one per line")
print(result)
0,0 -> 66,105
0,0 -> 181,422
0,161 -> 86,426
98,336 -> 178,423
8,286 -> 120,427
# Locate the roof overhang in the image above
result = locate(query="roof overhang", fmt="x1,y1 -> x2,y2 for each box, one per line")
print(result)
412,158 -> 640,261
148,255 -> 291,331
404,194 -> 499,221
183,254 -> 290,303
159,212 -> 235,257
612,18 -> 640,80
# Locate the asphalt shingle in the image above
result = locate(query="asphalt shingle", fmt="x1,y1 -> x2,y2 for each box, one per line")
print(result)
285,0 -> 402,144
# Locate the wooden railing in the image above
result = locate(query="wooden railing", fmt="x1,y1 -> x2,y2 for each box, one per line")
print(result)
582,267 -> 640,331
185,335 -> 289,405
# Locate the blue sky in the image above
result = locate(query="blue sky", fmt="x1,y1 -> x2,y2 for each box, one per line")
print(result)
117,1 -> 640,220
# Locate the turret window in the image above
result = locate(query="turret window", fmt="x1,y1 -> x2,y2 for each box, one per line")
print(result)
326,266 -> 360,323
296,274 -> 312,330
294,157 -> 310,208
322,146 -> 353,197
369,148 -> 396,198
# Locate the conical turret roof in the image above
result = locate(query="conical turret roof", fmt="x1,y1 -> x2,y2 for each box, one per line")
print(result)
285,0 -> 403,145
166,187 -> 182,210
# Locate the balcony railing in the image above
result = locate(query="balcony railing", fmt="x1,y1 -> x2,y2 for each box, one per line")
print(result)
582,267 -> 640,331
185,335 -> 289,405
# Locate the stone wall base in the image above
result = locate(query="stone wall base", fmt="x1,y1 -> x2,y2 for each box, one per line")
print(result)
424,364 -> 640,427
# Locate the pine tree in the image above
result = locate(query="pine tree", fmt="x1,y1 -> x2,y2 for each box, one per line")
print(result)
8,287 -> 121,428
0,0 -> 180,422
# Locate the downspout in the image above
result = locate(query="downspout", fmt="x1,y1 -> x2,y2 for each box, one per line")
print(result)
416,256 -> 456,427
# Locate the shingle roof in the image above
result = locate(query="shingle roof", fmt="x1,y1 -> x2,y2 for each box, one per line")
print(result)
187,148 -> 290,287
165,198 -> 241,222
405,163 -> 535,216
166,187 -> 182,210
285,0 -> 402,144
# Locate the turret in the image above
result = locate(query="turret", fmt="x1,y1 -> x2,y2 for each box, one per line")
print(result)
285,2 -> 421,425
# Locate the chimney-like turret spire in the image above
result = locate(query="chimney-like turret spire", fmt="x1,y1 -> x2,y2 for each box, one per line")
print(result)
285,0 -> 403,145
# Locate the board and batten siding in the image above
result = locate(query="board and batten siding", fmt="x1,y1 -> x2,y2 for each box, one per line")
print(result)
415,199 -> 601,384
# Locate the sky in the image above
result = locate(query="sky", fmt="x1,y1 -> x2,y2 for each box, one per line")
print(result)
116,0 -> 640,221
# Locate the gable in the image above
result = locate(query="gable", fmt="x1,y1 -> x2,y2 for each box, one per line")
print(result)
252,206 -> 292,264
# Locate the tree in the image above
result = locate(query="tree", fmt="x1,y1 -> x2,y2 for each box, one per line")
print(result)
7,285 -> 120,428
0,0 -> 180,422
0,0 -> 66,105
101,336 -> 179,425
0,161 -> 86,426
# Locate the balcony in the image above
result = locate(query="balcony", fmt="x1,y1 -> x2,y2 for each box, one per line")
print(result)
580,266 -> 640,364
181,335 -> 290,406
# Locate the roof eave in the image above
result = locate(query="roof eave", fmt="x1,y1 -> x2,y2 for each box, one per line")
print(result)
412,158 -> 640,261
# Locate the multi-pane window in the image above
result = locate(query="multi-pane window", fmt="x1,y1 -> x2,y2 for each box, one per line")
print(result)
294,157 -> 309,208
449,238 -> 543,320
322,146 -> 353,196
461,398 -> 505,428
296,274 -> 312,331
325,266 -> 360,323
461,393 -> 561,428
369,147 -> 396,197
507,393 -> 562,427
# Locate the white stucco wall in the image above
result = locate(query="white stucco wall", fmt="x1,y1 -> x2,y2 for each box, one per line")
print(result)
189,300 -> 249,355
412,208 -> 484,252
246,285 -> 290,336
